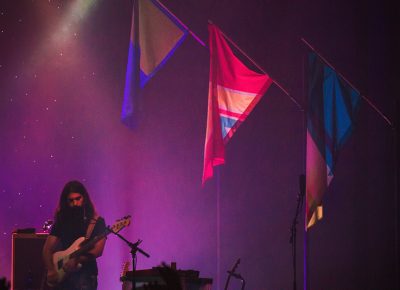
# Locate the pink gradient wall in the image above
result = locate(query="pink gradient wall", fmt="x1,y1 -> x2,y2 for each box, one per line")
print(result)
0,1 -> 397,290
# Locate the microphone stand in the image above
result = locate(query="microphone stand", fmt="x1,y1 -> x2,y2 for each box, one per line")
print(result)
227,270 -> 246,290
290,174 -> 306,290
223,258 -> 241,290
110,229 -> 150,290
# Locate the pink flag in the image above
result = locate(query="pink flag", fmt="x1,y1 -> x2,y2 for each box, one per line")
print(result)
202,24 -> 273,185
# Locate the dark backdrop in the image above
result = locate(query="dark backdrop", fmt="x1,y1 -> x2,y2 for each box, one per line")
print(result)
0,1 -> 398,290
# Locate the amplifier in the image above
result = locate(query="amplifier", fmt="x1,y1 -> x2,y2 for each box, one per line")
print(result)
11,232 -> 49,290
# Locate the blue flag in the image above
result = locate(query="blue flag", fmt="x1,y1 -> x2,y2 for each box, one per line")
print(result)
306,52 -> 361,229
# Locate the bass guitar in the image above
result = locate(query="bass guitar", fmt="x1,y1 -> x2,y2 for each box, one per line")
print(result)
47,215 -> 131,287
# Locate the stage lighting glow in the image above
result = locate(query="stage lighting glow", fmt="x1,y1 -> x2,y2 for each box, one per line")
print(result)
52,0 -> 97,44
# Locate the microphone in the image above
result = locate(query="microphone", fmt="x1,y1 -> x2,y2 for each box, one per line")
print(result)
299,174 -> 306,197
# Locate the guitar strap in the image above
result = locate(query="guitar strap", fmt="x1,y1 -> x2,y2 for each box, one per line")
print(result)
85,214 -> 99,240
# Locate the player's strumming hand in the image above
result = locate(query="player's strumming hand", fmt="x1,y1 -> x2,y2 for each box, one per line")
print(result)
63,258 -> 82,273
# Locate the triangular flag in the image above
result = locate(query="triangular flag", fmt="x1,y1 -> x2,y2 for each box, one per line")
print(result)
306,52 -> 361,229
202,24 -> 273,184
121,0 -> 188,128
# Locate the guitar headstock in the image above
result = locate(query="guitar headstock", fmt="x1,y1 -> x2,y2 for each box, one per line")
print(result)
109,215 -> 131,234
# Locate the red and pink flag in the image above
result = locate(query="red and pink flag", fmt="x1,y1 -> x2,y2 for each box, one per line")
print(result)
202,24 -> 273,184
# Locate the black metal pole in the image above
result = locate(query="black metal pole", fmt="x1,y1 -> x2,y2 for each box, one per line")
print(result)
290,174 -> 305,290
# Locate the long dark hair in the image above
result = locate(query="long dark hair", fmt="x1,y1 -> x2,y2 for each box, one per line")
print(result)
55,180 -> 97,223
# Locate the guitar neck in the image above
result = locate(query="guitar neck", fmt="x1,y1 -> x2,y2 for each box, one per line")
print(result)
71,230 -> 109,258
68,216 -> 130,259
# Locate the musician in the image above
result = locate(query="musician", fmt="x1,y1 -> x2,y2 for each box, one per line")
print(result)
42,180 -> 107,290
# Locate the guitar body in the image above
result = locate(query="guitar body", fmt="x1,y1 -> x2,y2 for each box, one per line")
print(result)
48,237 -> 86,287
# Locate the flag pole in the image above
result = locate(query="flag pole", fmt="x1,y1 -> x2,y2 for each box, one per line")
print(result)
216,167 -> 221,290
393,111 -> 399,290
302,49 -> 308,290
301,37 -> 393,127
208,20 -> 303,112
154,0 -> 206,47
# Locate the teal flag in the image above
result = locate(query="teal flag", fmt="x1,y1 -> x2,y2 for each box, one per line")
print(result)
306,52 -> 361,228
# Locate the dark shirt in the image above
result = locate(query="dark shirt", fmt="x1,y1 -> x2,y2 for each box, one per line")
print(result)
50,216 -> 106,276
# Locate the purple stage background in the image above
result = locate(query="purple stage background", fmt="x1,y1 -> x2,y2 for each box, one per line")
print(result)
0,1 -> 398,290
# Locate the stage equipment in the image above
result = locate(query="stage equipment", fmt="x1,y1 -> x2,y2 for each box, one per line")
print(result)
11,232 -> 49,290
121,265 -> 213,290
224,258 -> 245,290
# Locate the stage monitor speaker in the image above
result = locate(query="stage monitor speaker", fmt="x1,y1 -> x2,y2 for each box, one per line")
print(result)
11,232 -> 48,290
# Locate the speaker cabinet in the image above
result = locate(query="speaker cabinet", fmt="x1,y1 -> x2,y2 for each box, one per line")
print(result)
11,232 -> 48,290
